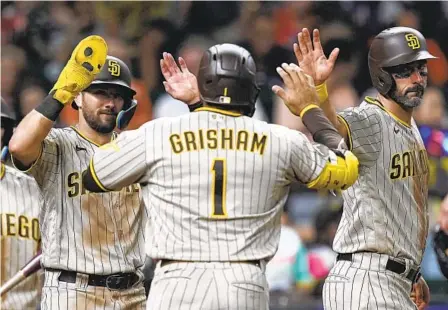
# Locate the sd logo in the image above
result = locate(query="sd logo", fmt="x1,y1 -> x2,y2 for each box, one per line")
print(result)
405,34 -> 420,50
108,60 -> 121,77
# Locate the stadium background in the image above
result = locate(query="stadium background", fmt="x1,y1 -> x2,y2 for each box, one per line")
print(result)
1,1 -> 447,309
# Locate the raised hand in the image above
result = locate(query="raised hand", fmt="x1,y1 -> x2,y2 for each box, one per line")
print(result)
160,52 -> 200,105
294,28 -> 339,86
272,63 -> 319,117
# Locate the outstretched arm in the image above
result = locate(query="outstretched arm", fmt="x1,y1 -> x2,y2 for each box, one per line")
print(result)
272,64 -> 358,191
9,36 -> 108,168
82,127 -> 148,192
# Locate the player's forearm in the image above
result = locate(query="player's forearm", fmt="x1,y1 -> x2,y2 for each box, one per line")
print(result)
300,105 -> 347,150
319,98 -> 348,140
9,95 -> 61,167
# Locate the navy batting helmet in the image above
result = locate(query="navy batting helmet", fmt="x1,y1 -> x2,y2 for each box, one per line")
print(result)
197,44 -> 260,117
368,27 -> 437,96
73,56 -> 137,129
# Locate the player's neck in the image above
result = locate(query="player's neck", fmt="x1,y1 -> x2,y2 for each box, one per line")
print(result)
377,95 -> 413,125
75,121 -> 114,146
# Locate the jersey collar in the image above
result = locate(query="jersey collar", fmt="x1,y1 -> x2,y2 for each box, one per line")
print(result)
364,96 -> 411,128
71,126 -> 118,147
194,106 -> 242,117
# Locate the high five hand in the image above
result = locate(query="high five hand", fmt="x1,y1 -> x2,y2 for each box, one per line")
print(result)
294,28 -> 339,86
160,52 -> 200,105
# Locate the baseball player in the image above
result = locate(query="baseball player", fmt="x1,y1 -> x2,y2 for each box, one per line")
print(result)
81,43 -> 359,310
434,194 -> 448,279
1,99 -> 43,310
8,36 -> 147,309
292,27 -> 435,309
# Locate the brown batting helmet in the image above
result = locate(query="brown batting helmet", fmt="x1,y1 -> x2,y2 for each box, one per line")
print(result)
368,27 -> 437,96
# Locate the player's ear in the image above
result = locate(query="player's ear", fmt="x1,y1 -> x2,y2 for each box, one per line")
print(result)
73,93 -> 83,109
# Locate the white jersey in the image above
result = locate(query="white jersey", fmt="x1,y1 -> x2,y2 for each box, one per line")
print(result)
1,163 -> 42,309
88,107 -> 338,262
13,127 -> 147,275
333,97 -> 429,265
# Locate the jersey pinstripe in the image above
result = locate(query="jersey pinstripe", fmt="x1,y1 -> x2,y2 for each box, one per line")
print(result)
14,127 -> 147,275
333,96 -> 429,266
89,107 -> 339,262
1,163 -> 42,310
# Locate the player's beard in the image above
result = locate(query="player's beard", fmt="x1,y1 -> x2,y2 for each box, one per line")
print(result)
388,82 -> 425,111
82,107 -> 117,134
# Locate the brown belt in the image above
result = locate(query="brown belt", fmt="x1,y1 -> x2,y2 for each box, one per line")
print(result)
160,259 -> 262,268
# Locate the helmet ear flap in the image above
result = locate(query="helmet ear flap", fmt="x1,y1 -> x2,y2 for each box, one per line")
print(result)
376,67 -> 394,96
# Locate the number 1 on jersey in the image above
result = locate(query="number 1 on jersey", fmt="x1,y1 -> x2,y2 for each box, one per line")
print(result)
211,158 -> 227,218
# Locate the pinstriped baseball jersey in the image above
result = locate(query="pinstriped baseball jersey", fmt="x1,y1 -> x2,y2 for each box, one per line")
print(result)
1,163 -> 42,310
333,96 -> 429,265
88,106 -> 337,262
13,126 -> 147,275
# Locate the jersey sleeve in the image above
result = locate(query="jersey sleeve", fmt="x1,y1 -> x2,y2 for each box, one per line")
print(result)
287,129 -> 328,184
337,107 -> 382,167
12,129 -> 61,188
85,125 -> 149,192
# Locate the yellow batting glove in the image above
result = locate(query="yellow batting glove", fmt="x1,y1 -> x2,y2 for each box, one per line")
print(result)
51,35 -> 108,105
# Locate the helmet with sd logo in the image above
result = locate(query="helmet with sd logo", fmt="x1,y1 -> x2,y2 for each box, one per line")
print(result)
368,27 -> 437,96
72,56 -> 137,129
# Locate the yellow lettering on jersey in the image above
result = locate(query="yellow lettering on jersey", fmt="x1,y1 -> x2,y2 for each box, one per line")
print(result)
390,153 -> 401,179
18,215 -> 29,238
32,219 -> 40,241
207,129 -> 218,149
169,129 -> 268,155
66,171 -> 139,197
221,129 -> 233,150
125,183 -> 141,192
251,133 -> 267,155
236,130 -> 249,151
402,152 -> 412,178
184,131 -> 197,151
198,129 -> 205,150
389,150 -> 428,180
0,213 -> 40,242
68,172 -> 81,197
169,134 -> 183,154
5,213 -> 16,236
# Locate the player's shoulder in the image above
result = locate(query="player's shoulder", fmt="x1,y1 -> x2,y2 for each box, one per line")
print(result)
4,164 -> 38,185
339,96 -> 383,124
136,117 -> 176,131
250,119 -> 309,144
46,126 -> 77,141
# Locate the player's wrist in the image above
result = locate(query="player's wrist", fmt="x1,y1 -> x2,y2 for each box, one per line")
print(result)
315,82 -> 328,103
187,99 -> 202,112
299,104 -> 320,118
35,92 -> 65,122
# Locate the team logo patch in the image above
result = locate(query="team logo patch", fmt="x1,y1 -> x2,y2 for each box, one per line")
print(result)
405,34 -> 420,50
108,60 -> 121,77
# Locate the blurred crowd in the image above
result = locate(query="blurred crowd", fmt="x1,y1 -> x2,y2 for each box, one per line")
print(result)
2,1 -> 448,306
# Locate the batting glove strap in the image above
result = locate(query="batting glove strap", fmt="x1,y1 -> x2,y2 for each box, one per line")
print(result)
35,93 -> 65,121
